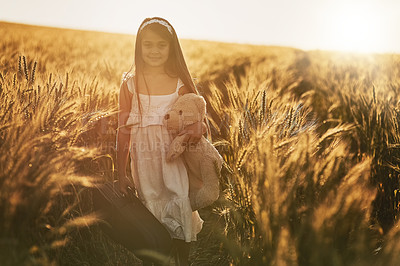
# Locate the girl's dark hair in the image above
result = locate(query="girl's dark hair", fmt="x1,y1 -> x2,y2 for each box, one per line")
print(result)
125,17 -> 198,94
122,17 -> 211,138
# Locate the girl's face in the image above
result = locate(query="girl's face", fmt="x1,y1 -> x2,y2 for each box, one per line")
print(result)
140,29 -> 170,69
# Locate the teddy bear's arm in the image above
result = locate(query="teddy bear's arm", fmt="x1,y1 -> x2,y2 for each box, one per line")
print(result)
167,134 -> 188,161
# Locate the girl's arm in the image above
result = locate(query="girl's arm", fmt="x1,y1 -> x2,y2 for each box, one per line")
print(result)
116,80 -> 134,194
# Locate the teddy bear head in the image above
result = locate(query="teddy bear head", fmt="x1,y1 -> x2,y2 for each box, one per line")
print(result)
164,93 -> 206,133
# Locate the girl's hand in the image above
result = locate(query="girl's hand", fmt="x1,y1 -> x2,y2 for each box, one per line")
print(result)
118,175 -> 135,197
178,121 -> 206,145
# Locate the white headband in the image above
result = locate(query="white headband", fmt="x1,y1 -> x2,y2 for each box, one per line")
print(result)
139,19 -> 173,34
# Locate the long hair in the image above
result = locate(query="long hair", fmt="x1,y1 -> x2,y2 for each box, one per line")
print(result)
134,17 -> 198,94
123,17 -> 211,138
123,17 -> 198,118
124,18 -> 197,92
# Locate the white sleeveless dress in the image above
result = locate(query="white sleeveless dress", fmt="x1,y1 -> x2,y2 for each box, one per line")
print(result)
124,75 -> 203,242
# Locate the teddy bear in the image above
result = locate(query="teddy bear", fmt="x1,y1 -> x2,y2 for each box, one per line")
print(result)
163,93 -> 223,211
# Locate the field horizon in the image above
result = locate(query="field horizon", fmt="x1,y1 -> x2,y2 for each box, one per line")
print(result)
3,20 -> 398,57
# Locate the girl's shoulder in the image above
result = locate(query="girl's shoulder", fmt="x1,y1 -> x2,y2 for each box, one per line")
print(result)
121,72 -> 136,94
121,72 -> 135,84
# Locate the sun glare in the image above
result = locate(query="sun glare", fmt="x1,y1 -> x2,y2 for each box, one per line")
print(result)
324,2 -> 386,53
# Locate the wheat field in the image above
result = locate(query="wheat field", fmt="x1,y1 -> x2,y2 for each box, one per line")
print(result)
2,21 -> 400,265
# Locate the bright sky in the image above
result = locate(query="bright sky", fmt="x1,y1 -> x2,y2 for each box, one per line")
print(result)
1,0 -> 400,54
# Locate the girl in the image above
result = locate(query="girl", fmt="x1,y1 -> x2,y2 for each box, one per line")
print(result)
116,17 -> 206,265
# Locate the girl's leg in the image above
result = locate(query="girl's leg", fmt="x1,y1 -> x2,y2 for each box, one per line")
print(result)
172,239 -> 190,266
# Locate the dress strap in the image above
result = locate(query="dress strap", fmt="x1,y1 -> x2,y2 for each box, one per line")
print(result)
176,78 -> 184,93
122,72 -> 135,94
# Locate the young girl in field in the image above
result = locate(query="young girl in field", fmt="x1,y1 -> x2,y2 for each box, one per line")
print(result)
116,17 -> 206,265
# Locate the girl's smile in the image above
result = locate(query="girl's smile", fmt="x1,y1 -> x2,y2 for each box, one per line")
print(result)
141,30 -> 170,69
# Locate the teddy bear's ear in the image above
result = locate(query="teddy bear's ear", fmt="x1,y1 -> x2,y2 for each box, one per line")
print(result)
194,95 -> 207,118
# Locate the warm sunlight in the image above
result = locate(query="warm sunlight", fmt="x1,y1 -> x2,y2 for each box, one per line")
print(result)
2,0 -> 400,53
323,2 -> 388,53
